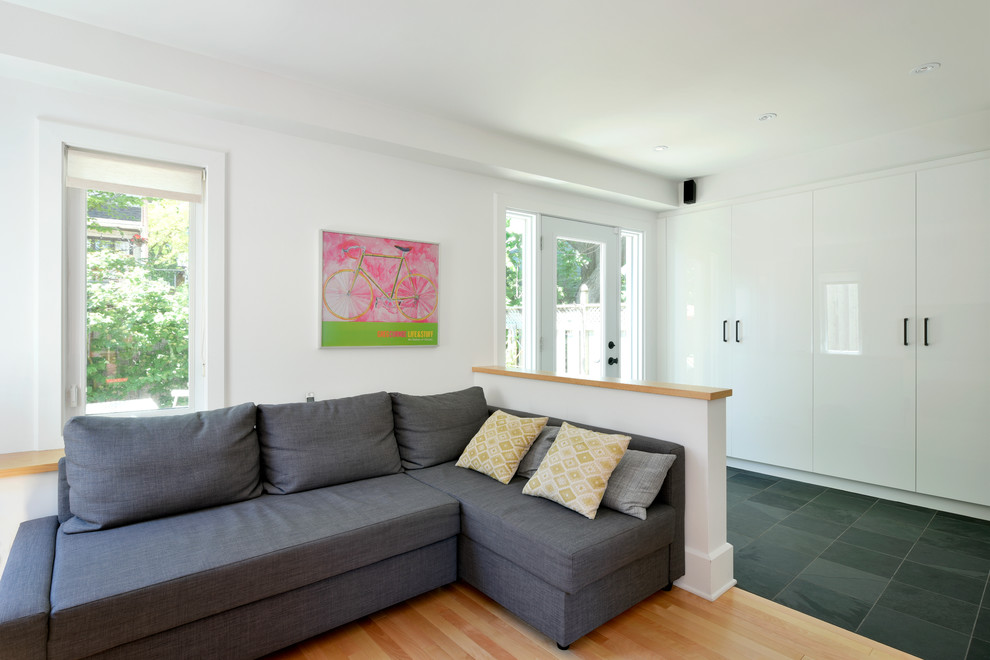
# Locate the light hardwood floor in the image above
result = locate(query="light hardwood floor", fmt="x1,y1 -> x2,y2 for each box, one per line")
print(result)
265,582 -> 917,659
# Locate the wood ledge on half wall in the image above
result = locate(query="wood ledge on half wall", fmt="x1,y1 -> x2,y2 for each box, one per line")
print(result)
471,366 -> 732,401
0,449 -> 64,478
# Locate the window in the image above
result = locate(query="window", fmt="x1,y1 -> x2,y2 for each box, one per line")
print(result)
68,163 -> 198,413
505,210 -> 537,369
503,208 -> 644,380
38,123 -> 226,440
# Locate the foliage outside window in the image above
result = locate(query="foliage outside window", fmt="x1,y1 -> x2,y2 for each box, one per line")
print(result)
555,239 -> 599,305
86,191 -> 190,410
505,214 -> 525,368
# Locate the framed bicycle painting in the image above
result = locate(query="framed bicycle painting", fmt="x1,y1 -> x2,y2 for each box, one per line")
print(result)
320,230 -> 439,347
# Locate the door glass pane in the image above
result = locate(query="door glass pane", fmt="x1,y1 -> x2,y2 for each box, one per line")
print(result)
85,191 -> 190,413
555,238 -> 602,377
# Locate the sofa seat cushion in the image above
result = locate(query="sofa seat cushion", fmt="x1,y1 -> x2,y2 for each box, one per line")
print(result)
407,462 -> 675,594
47,474 -> 459,660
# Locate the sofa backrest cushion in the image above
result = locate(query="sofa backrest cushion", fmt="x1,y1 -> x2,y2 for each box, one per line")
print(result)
516,425 -> 560,479
601,450 -> 677,520
61,402 -> 262,533
391,386 -> 489,469
257,392 -> 402,494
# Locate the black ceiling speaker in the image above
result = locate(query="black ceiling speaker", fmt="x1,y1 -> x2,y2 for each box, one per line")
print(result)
683,179 -> 697,205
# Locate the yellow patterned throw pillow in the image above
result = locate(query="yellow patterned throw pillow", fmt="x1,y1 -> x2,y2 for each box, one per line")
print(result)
456,410 -> 548,484
522,422 -> 630,519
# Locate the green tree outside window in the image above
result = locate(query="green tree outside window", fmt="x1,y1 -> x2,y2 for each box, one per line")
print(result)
86,191 -> 190,408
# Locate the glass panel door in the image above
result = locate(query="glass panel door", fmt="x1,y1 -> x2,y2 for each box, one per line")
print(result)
540,217 -> 621,378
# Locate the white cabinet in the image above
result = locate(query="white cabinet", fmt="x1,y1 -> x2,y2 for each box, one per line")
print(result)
730,194 -> 813,471
916,159 -> 990,506
812,174 -> 917,491
665,208 -> 732,390
666,157 -> 990,507
665,197 -> 812,469
664,208 -> 733,454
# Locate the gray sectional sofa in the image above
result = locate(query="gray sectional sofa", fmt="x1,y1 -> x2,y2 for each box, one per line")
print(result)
0,387 -> 684,659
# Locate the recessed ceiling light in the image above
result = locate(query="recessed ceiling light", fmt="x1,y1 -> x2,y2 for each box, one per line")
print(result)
653,145 -> 669,152
911,62 -> 941,75
757,113 -> 778,122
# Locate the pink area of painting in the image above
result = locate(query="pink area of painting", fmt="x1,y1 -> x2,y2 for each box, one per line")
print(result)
322,231 -> 439,323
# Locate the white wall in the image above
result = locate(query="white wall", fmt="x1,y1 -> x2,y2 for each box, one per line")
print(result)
0,77 -> 39,451
0,472 -> 57,574
0,3 -> 679,211
221,125 -> 494,405
0,72 -> 656,453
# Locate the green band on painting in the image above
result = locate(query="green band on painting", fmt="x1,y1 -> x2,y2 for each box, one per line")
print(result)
322,321 -> 438,347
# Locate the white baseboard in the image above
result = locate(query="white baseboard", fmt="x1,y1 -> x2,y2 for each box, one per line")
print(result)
676,542 -> 735,601
728,458 -> 990,522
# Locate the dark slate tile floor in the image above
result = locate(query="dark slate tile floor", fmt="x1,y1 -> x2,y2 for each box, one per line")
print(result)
728,467 -> 990,660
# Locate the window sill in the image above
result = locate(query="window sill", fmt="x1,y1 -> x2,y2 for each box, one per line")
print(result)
0,449 -> 64,479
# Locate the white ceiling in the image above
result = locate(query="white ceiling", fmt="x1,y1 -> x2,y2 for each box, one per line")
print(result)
8,0 -> 990,180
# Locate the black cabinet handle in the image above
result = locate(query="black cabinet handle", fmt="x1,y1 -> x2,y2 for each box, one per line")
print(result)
607,357 -> 618,365
723,320 -> 728,343
735,320 -> 741,343
903,318 -> 909,346
924,317 -> 930,346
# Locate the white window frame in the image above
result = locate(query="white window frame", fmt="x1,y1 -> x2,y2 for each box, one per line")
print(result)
38,122 -> 226,445
621,229 -> 645,380
494,193 -> 654,381
504,209 -> 539,370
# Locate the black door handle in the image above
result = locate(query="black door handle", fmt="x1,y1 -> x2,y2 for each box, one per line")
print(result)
607,357 -> 618,365
735,320 -> 741,343
608,340 -> 616,349
924,317 -> 930,346
903,318 -> 909,346
723,320 -> 728,343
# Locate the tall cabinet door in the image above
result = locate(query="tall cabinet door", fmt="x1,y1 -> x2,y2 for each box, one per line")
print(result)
813,173 -> 917,491
665,208 -> 732,390
916,158 -> 990,505
730,193 -> 814,470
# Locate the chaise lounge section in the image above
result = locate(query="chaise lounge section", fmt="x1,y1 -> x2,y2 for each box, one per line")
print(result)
410,408 -> 683,649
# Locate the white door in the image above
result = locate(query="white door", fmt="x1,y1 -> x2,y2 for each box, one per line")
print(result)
730,193 -> 814,470
916,158 -> 990,505
540,216 -> 621,378
813,173 -> 917,491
